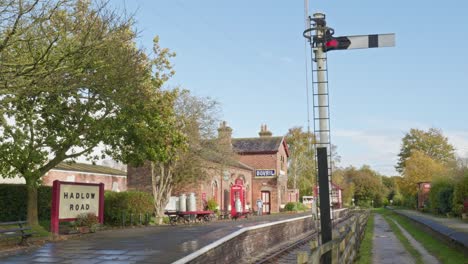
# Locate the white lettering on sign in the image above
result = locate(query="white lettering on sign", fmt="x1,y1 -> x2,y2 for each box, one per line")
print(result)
59,184 -> 99,219
255,170 -> 276,177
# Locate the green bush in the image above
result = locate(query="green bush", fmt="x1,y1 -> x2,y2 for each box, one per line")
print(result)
284,202 -> 307,211
206,198 -> 218,212
104,191 -> 154,226
452,173 -> 468,216
392,192 -> 404,206
402,194 -> 417,209
0,184 -> 51,221
429,179 -> 454,215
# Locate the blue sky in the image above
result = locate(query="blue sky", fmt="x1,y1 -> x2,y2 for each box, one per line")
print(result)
109,0 -> 468,176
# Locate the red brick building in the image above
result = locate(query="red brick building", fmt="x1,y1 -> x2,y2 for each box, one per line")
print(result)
417,182 -> 431,210
128,122 -> 255,212
43,162 -> 127,191
232,125 -> 289,214
127,122 -> 290,214
0,162 -> 127,191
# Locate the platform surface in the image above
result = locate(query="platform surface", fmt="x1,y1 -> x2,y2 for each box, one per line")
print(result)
0,212 -> 309,264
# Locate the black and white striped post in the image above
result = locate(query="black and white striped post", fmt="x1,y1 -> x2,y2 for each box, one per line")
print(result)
303,10 -> 395,264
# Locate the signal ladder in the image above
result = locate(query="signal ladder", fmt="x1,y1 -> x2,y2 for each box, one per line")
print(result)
310,45 -> 334,217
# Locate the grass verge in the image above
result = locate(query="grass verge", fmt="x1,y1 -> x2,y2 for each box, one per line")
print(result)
355,210 -> 375,264
381,208 -> 466,264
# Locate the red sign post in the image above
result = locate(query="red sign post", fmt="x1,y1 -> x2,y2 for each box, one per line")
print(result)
51,180 -> 104,235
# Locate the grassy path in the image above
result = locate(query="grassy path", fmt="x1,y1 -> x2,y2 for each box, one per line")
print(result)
357,208 -> 466,264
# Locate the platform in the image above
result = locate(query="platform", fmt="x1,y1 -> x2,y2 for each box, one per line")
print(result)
0,212 -> 310,264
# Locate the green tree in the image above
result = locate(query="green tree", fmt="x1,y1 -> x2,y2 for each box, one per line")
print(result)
336,165 -> 385,207
0,1 -> 171,225
117,89 -> 234,223
285,127 -> 316,196
396,128 -> 455,174
0,0 -> 71,87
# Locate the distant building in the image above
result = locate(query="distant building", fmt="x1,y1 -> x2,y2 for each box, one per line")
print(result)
417,182 -> 431,210
314,183 -> 343,209
0,162 -> 127,192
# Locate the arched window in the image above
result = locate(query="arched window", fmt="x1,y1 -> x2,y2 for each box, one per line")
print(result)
211,180 -> 218,202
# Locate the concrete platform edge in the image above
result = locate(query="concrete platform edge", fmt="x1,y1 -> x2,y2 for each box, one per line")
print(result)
173,215 -> 312,264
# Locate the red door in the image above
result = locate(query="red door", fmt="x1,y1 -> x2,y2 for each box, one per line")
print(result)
261,191 -> 271,214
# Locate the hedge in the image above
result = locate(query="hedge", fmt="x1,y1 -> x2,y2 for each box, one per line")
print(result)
0,184 -> 154,226
0,184 -> 51,222
452,173 -> 468,216
104,190 -> 154,226
284,202 -> 307,211
429,179 -> 454,215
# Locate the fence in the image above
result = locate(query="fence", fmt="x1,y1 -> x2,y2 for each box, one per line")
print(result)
298,210 -> 370,264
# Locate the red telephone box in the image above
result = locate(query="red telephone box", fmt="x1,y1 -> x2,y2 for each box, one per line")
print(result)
230,183 -> 246,217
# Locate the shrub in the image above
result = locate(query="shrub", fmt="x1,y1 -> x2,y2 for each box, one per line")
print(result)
76,213 -> 99,228
0,184 -> 51,221
206,198 -> 218,212
452,173 -> 468,216
429,179 -> 454,215
402,194 -> 417,209
284,202 -> 307,212
104,191 -> 154,226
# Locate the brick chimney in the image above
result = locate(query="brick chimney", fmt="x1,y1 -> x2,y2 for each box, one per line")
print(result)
258,124 -> 272,137
217,121 -> 232,146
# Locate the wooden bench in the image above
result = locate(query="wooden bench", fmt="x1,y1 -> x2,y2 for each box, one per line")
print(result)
0,221 -> 34,246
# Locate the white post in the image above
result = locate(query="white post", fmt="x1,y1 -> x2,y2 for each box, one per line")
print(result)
304,0 -> 309,32
313,13 -> 329,148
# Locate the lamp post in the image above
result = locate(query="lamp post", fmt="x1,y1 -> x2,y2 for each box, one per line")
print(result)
371,200 -> 374,208
352,198 -> 355,207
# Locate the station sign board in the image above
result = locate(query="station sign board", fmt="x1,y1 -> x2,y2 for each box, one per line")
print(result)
51,180 -> 104,234
255,169 -> 276,177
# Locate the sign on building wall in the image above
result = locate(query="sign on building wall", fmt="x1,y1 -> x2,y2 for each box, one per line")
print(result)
255,169 -> 276,177
51,180 -> 104,234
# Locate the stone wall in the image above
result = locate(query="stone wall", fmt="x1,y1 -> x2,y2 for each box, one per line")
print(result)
179,216 -> 314,264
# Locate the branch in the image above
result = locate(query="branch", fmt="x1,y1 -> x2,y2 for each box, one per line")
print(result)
0,0 -> 40,53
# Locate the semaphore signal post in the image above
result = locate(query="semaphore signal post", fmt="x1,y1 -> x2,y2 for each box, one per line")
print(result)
303,10 -> 395,264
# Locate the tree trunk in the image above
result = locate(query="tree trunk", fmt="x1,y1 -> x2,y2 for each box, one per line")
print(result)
151,162 -> 173,225
27,184 -> 39,226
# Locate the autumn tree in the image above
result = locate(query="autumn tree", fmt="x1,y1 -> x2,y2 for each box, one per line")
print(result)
396,128 -> 455,173
0,1 -> 173,225
398,150 -> 446,196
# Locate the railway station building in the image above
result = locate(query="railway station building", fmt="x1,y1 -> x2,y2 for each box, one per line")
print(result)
127,122 -> 291,214
232,124 -> 290,214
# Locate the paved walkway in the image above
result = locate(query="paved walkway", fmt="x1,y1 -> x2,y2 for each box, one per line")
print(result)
372,214 -> 414,264
394,209 -> 468,249
0,212 -> 309,264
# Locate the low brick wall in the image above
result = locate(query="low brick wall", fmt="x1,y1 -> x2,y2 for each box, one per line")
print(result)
174,215 -> 314,264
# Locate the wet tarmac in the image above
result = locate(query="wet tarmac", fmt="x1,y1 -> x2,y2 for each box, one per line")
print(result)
0,213 -> 309,264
